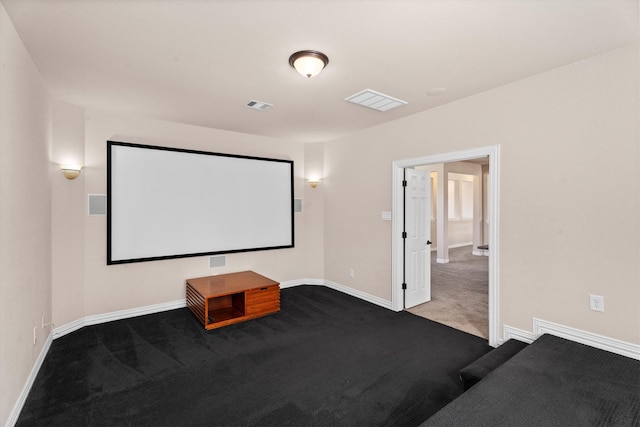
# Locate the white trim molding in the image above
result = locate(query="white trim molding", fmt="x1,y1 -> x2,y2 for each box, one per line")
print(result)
279,278 -> 324,288
53,280 -> 391,340
53,299 -> 186,339
503,318 -> 640,360
10,280 -> 384,426
6,332 -> 53,427
323,280 -> 393,310
281,279 -> 392,310
533,318 -> 640,360
472,249 -> 489,257
449,242 -> 473,249
392,144 -> 500,347
502,324 -> 536,344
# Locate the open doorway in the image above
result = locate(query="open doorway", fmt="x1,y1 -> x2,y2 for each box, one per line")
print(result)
410,246 -> 488,337
391,145 -> 500,347
407,160 -> 489,339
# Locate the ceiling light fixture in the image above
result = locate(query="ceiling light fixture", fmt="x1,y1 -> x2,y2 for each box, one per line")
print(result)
289,50 -> 329,78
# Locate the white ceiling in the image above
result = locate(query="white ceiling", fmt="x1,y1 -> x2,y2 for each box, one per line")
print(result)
2,0 -> 638,143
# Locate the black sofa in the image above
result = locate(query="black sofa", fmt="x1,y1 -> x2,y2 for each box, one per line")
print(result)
423,333 -> 640,426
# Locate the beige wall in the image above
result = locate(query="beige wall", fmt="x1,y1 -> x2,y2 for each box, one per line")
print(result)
302,142 -> 325,274
75,111 -> 323,318
324,44 -> 639,344
1,4 -> 638,422
51,100 -> 85,327
0,3 -> 52,423
447,220 -> 473,247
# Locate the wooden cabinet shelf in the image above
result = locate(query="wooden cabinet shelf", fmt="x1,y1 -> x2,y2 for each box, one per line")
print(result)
186,271 -> 280,330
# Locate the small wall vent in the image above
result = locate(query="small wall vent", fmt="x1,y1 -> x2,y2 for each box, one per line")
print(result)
245,100 -> 273,111
88,194 -> 107,216
344,89 -> 407,112
209,255 -> 226,268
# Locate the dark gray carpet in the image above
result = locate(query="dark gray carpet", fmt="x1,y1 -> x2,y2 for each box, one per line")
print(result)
17,285 -> 491,426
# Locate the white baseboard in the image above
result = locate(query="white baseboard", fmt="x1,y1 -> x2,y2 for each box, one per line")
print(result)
449,242 -> 473,249
279,278 -> 324,288
323,280 -> 393,310
9,279 -> 388,426
502,325 -> 536,344
503,318 -> 640,360
472,249 -> 489,257
53,279 -> 392,339
5,332 -> 53,427
435,244 -> 481,260
532,318 -> 640,360
281,279 -> 393,310
13,286 -> 640,426
53,299 -> 186,339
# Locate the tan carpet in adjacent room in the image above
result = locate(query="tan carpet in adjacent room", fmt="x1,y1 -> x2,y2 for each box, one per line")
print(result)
407,246 -> 488,339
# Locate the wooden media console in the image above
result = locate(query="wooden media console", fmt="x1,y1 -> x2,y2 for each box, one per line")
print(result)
186,271 -> 280,330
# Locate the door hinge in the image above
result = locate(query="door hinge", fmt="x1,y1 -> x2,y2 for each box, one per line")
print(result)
402,231 -> 407,239
402,283 -> 407,290
402,180 -> 407,187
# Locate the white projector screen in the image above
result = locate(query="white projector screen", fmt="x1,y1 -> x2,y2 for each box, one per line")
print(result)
107,141 -> 294,265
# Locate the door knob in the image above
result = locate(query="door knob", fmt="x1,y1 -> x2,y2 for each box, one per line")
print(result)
426,240 -> 432,245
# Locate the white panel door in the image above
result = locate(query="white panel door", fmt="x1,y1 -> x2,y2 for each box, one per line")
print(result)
405,168 -> 432,308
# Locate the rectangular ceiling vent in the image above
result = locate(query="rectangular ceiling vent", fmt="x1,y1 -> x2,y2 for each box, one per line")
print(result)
344,89 -> 407,112
245,100 -> 273,111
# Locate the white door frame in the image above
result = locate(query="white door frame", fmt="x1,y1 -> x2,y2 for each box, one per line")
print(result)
391,145 -> 500,347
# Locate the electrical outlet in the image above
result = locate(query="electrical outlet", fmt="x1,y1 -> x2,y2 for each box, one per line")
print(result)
349,268 -> 355,278
590,294 -> 604,312
33,326 -> 37,345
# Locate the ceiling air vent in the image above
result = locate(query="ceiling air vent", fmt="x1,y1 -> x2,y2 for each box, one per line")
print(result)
245,100 -> 273,111
344,89 -> 407,112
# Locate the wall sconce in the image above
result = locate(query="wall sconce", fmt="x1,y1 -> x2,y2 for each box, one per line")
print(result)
308,178 -> 320,189
61,165 -> 82,180
289,50 -> 329,78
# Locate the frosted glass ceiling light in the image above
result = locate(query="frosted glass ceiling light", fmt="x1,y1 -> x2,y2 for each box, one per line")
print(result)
289,50 -> 329,78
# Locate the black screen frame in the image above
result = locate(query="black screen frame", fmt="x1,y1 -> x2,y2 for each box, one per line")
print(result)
106,140 -> 295,265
